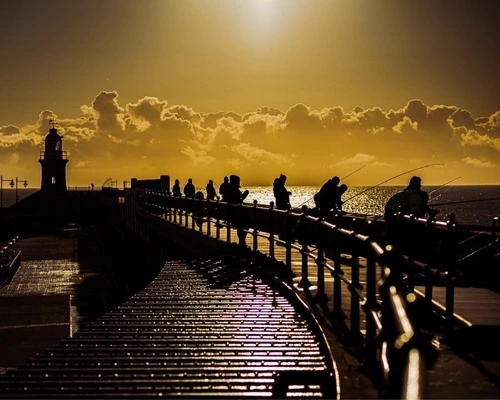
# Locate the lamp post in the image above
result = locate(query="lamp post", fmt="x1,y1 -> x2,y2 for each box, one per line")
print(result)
14,178 -> 28,203
0,175 -> 14,208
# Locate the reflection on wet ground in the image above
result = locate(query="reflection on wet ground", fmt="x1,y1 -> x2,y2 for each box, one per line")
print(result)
0,226 -> 159,373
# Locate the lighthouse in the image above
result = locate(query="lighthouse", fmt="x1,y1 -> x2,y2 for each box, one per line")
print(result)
39,120 -> 68,192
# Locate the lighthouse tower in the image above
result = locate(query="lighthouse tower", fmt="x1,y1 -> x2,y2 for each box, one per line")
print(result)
39,120 -> 68,192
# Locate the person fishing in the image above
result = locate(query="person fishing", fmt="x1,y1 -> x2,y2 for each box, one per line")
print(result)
219,176 -> 230,202
314,176 -> 341,218
273,174 -> 292,210
172,179 -> 181,197
226,174 -> 250,246
206,179 -> 218,201
384,176 -> 438,219
183,178 -> 196,198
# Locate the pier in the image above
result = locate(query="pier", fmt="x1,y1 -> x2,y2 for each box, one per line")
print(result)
0,183 -> 499,398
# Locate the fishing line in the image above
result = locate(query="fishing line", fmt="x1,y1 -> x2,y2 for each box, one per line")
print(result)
429,176 -> 461,202
429,176 -> 461,195
429,196 -> 500,207
342,163 -> 445,204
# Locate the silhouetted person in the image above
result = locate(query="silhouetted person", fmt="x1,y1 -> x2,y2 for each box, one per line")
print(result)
172,179 -> 181,197
183,178 -> 195,198
206,179 -> 217,201
333,184 -> 348,213
226,175 -> 250,246
314,176 -> 340,217
219,176 -> 230,202
273,174 -> 292,210
385,176 -> 437,219
226,175 -> 249,205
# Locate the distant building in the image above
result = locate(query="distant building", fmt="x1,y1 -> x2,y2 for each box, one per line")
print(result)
38,120 -> 68,193
131,175 -> 170,191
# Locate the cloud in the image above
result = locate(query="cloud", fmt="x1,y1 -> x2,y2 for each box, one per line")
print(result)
335,153 -> 376,166
460,130 -> 500,151
230,142 -> 293,166
1,92 -> 499,185
334,153 -> 392,168
91,91 -> 126,133
462,157 -> 495,168
392,116 -> 418,135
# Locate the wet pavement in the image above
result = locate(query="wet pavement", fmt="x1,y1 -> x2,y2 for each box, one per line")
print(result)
0,226 -> 499,398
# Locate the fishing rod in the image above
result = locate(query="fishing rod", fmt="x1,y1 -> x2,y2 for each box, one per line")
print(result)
293,164 -> 368,209
341,164 -> 367,182
342,163 -> 445,204
428,176 -> 461,204
429,196 -> 500,207
429,176 -> 461,194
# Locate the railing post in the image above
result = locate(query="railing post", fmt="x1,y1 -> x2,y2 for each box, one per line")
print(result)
175,200 -> 179,225
206,200 -> 211,236
406,214 -> 417,292
349,243 -> 362,341
167,195 -> 173,222
297,206 -> 312,290
252,200 -> 258,252
331,248 -> 344,319
315,219 -> 328,304
445,271 -> 455,326
364,248 -> 378,367
191,199 -> 195,230
425,264 -> 434,306
285,209 -> 292,272
216,199 -> 221,240
226,205 -> 231,244
445,214 -> 457,328
269,202 -> 275,259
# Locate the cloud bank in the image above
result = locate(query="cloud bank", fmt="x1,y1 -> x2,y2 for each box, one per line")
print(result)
1,92 -> 499,187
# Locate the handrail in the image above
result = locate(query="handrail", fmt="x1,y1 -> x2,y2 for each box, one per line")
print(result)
0,237 -> 21,285
126,188 -> 448,398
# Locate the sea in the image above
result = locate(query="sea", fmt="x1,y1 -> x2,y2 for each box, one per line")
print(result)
2,186 -> 499,227
240,185 -> 500,227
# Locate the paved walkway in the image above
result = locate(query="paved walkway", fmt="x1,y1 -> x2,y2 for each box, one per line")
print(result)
1,223 -> 499,398
0,256 -> 337,398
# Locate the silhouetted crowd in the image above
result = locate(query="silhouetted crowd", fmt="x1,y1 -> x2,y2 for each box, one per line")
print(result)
169,174 -> 436,220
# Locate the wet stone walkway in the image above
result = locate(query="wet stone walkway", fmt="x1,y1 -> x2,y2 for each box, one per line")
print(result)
0,255 -> 337,398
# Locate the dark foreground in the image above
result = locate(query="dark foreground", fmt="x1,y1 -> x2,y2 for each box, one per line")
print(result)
0,226 -> 499,398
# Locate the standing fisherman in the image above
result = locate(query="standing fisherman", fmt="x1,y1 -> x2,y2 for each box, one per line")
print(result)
273,174 -> 292,210
206,179 -> 218,201
183,178 -> 196,198
172,179 -> 181,197
219,176 -> 230,202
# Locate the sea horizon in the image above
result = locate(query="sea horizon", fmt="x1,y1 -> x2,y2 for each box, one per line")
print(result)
2,185 -> 499,226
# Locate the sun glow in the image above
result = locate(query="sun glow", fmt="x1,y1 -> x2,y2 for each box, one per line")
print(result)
237,0 -> 292,43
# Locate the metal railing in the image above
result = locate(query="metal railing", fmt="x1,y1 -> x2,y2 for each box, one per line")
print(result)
126,189 -> 438,398
0,236 -> 21,285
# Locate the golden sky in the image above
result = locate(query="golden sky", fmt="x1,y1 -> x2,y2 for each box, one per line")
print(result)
1,0 -> 499,188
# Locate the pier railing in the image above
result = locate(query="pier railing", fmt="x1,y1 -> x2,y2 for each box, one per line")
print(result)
125,188 -> 439,398
0,236 -> 21,285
